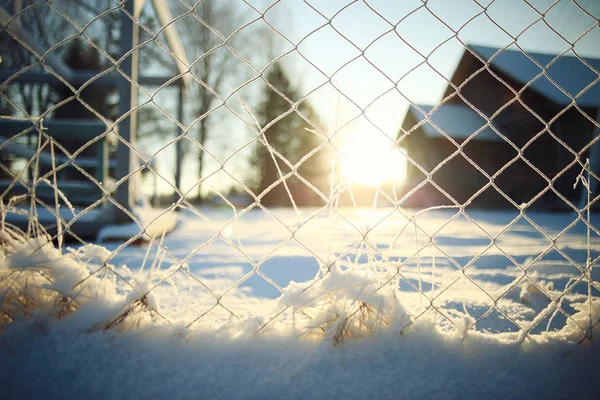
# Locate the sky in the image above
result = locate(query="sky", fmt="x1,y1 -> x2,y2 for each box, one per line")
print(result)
136,0 -> 600,198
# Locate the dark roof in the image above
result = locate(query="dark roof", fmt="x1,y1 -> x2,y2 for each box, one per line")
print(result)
405,104 -> 503,142
469,45 -> 600,107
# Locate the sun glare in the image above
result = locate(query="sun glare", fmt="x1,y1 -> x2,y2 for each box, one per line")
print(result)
340,133 -> 407,186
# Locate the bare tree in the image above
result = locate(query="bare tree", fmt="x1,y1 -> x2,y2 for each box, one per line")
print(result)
0,1 -> 74,116
0,0 -> 118,117
172,0 -> 245,202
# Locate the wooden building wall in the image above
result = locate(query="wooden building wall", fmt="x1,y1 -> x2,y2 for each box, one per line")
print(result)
400,49 -> 598,209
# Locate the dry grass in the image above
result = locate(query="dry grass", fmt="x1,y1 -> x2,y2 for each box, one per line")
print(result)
0,269 -> 80,329
302,296 -> 392,344
98,295 -> 159,332
0,219 -> 80,331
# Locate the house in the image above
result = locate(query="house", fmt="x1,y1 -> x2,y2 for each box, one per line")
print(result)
399,44 -> 600,210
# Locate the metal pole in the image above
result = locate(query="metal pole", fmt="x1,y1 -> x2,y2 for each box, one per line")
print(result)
174,83 -> 184,203
115,0 -> 138,221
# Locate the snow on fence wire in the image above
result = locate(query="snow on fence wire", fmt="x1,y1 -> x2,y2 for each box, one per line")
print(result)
0,0 -> 599,345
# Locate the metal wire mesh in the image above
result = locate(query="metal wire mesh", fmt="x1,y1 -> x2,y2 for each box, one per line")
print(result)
1,0 -> 599,343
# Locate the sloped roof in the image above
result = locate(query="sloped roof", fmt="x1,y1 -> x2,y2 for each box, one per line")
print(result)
469,45 -> 600,107
405,104 -> 503,142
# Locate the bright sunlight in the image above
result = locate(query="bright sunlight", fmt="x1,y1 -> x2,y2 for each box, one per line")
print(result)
340,131 -> 407,186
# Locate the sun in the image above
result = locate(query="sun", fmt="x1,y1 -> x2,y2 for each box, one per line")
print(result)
339,132 -> 407,186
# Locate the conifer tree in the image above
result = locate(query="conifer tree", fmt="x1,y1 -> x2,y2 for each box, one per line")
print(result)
252,64 -> 329,206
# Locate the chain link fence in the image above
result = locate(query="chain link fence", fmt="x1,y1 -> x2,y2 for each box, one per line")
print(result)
1,0 -> 599,344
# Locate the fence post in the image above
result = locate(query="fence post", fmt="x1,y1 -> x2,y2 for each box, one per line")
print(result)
174,83 -> 185,204
115,0 -> 138,222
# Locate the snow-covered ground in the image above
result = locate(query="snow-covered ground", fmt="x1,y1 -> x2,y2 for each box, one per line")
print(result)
1,206 -> 599,399
99,206 -> 600,336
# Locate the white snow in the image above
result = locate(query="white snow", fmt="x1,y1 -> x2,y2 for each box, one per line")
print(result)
1,206 -> 599,398
96,206 -> 178,242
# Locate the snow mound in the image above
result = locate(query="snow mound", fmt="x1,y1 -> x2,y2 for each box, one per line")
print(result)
2,223 -> 599,345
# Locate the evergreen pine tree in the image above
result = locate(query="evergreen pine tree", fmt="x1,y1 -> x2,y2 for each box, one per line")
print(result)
252,64 -> 329,206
